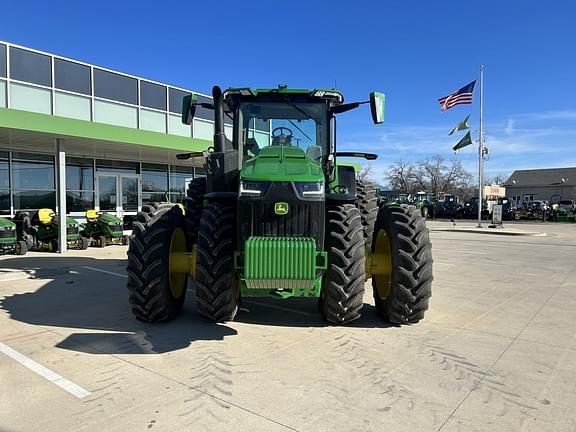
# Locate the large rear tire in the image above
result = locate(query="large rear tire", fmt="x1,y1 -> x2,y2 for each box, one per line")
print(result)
321,203 -> 366,324
355,180 -> 378,247
183,177 -> 206,249
127,205 -> 188,322
195,202 -> 238,322
372,205 -> 433,324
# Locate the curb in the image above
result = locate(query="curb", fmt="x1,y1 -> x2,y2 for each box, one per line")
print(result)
429,228 -> 547,237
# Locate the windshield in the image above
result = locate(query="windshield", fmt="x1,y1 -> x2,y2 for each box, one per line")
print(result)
238,101 -> 328,161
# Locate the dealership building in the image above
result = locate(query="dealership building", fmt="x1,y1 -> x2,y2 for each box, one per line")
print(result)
0,40 -> 272,225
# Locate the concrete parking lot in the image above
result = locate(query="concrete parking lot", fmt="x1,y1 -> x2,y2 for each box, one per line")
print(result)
1,221 -> 576,432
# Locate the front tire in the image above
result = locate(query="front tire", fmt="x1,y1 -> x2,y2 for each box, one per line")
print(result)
183,177 -> 206,249
372,205 -> 433,324
127,205 -> 188,322
79,236 -> 90,250
14,240 -> 28,255
195,202 -> 238,322
320,203 -> 366,324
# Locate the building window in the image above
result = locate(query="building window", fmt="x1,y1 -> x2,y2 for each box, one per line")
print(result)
12,152 -> 56,210
66,157 -> 94,212
142,163 -> 168,204
93,69 -> 138,105
169,165 -> 193,202
140,81 -> 167,111
9,47 -> 52,87
0,151 -> 9,214
54,58 -> 91,95
168,88 -> 191,114
0,44 -> 6,78
96,159 -> 139,174
196,95 -> 217,122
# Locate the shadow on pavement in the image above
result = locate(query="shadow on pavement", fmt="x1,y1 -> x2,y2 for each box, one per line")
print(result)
1,256 -> 396,356
0,256 -> 237,355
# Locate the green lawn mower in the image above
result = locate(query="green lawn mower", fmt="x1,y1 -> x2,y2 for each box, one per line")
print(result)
14,209 -> 89,252
80,210 -> 128,247
126,85 -> 433,325
0,217 -> 27,255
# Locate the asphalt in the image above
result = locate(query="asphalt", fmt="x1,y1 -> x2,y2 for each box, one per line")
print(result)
1,221 -> 576,432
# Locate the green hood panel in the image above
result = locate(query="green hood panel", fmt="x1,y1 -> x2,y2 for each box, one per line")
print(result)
98,213 -> 122,225
241,146 -> 324,182
0,217 -> 16,229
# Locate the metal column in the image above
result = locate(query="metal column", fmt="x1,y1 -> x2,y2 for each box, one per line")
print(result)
56,139 -> 67,253
477,65 -> 484,228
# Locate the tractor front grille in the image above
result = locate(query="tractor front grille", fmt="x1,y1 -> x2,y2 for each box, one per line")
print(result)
109,224 -> 123,233
238,182 -> 324,249
67,226 -> 79,236
0,229 -> 15,239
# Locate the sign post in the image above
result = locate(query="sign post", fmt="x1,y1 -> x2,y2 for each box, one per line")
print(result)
492,204 -> 503,227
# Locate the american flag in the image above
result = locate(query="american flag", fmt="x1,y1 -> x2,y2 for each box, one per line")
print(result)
438,81 -> 476,111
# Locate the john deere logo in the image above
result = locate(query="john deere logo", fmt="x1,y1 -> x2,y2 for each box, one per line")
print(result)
274,202 -> 289,215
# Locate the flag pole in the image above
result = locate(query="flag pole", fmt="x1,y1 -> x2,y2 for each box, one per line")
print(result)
477,64 -> 484,228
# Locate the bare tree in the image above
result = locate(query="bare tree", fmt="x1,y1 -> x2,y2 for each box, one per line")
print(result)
357,165 -> 374,182
386,160 -> 414,193
486,172 -> 510,185
390,155 -> 473,197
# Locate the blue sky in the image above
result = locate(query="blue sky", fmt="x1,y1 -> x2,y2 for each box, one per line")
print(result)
2,1 -> 575,184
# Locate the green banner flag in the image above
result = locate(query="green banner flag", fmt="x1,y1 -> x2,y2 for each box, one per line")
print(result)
452,131 -> 473,152
448,114 -> 470,135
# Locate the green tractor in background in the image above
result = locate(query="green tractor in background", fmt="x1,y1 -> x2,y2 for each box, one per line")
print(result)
0,217 -> 27,255
414,192 -> 435,218
126,85 -> 433,325
80,210 -> 128,247
14,209 -> 89,252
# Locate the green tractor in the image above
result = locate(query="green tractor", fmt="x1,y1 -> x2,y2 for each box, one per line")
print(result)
14,209 -> 89,252
0,217 -> 27,255
127,85 -> 433,325
80,210 -> 128,247
414,192 -> 435,218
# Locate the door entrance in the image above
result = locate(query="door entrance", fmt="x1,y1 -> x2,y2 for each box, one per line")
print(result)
96,173 -> 141,218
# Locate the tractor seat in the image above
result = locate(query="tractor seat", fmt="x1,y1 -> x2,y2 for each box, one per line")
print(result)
85,209 -> 99,222
38,208 -> 55,225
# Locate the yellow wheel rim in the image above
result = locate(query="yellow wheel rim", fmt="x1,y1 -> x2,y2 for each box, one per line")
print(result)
169,227 -> 187,299
373,228 -> 393,299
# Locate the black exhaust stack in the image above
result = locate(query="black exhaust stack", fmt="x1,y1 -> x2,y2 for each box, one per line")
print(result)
204,85 -> 239,195
212,86 -> 226,153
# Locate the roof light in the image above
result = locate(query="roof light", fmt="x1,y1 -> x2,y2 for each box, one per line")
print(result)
224,88 -> 255,98
311,90 -> 344,102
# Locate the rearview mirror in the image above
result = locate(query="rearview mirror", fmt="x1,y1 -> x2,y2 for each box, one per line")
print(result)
181,94 -> 198,125
369,91 -> 385,124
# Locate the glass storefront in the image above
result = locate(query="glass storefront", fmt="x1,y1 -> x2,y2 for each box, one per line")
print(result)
0,151 -> 201,215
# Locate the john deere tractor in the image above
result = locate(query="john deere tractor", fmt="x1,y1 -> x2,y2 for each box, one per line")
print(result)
127,85 -> 433,324
14,209 -> 89,252
0,217 -> 27,255
80,210 -> 128,247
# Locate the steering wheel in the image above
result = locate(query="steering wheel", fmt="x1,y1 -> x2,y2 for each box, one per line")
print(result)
272,127 -> 293,138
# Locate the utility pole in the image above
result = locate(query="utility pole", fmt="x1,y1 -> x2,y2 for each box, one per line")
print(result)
477,65 -> 484,228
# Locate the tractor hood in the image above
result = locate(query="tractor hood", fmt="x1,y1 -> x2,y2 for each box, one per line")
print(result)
98,212 -> 122,225
0,217 -> 16,229
241,146 -> 324,182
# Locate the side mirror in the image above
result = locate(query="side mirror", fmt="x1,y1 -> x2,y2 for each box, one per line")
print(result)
181,94 -> 198,125
369,91 -> 385,124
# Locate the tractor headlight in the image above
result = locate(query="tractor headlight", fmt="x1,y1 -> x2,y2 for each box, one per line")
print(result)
294,182 -> 324,198
239,180 -> 270,197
